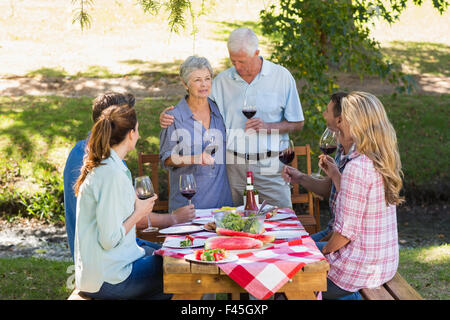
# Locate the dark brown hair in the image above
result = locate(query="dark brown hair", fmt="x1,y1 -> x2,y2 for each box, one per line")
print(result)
75,104 -> 137,196
92,92 -> 136,123
330,92 -> 348,117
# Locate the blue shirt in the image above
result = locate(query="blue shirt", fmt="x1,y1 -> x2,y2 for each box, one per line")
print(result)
75,149 -> 144,293
159,97 -> 233,212
210,57 -> 304,154
63,139 -> 87,260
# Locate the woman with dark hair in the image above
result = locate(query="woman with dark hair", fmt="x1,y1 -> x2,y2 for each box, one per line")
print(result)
74,104 -> 170,300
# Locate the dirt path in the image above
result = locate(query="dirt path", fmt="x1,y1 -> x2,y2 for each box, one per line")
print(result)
0,73 -> 448,98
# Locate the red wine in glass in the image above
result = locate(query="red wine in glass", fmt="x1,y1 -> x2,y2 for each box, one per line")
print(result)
319,145 -> 337,155
179,173 -> 197,205
134,176 -> 157,232
279,139 -> 295,187
312,128 -> 338,178
242,110 -> 256,119
181,189 -> 196,200
279,151 -> 295,165
138,194 -> 154,200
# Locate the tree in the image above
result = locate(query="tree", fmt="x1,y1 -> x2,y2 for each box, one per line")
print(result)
259,0 -> 448,131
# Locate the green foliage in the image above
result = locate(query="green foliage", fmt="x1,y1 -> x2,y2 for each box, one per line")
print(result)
71,0 -> 94,31
73,0 -> 215,35
18,175 -> 65,223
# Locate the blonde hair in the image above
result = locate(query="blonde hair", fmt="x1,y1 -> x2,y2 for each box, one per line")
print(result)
341,92 -> 404,206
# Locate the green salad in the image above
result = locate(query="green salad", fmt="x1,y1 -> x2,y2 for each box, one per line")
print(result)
219,212 -> 262,234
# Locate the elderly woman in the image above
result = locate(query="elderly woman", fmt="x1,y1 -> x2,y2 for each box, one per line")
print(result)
159,56 -> 233,211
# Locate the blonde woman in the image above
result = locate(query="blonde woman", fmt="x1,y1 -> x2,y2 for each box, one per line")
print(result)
318,91 -> 403,300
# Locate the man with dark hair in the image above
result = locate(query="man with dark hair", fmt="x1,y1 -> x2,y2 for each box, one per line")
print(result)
282,92 -> 350,250
63,92 -> 137,260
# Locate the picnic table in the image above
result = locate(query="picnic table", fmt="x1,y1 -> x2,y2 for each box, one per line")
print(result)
154,208 -> 329,300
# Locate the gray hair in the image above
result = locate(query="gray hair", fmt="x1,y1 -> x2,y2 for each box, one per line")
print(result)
179,56 -> 214,85
227,27 -> 259,56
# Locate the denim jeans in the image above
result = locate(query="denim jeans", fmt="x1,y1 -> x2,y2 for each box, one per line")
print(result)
311,229 -> 362,300
322,278 -> 362,300
82,239 -> 172,300
310,226 -> 331,252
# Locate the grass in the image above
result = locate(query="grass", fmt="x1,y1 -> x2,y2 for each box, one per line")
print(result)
398,245 -> 450,300
382,41 -> 450,76
0,245 -> 447,299
0,257 -> 72,299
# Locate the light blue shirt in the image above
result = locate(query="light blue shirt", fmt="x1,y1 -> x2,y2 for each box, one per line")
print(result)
211,57 -> 304,154
159,97 -> 233,212
74,149 -> 144,293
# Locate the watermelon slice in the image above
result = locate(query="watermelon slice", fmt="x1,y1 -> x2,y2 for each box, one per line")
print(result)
216,228 -> 275,243
205,236 -> 263,250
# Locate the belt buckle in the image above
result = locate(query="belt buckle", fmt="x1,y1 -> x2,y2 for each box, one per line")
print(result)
245,153 -> 250,161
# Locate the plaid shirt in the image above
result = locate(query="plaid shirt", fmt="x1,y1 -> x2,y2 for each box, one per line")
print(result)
326,154 -> 399,291
327,143 -> 357,229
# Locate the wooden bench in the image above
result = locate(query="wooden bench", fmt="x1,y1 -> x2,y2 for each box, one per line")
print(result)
360,272 -> 423,300
67,289 -> 92,300
68,271 -> 422,300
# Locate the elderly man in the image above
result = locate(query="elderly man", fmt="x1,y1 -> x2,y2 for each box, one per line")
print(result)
160,27 -> 304,208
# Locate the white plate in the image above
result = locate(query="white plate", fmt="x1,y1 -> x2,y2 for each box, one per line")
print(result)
266,213 -> 293,221
192,217 -> 214,225
163,238 -> 205,249
159,225 -> 204,235
264,230 -> 306,239
184,253 -> 239,264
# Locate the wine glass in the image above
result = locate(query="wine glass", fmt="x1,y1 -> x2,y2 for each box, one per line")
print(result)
279,139 -> 295,187
179,173 -> 196,205
242,95 -> 257,119
204,132 -> 218,173
135,176 -> 158,232
311,128 -> 338,179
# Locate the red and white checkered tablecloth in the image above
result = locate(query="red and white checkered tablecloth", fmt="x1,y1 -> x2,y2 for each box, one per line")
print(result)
154,208 -> 325,299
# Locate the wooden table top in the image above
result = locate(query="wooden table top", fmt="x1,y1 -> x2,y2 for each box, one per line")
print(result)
164,255 -> 329,275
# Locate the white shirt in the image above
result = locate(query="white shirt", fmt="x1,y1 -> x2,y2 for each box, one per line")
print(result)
211,57 -> 304,154
74,149 -> 144,293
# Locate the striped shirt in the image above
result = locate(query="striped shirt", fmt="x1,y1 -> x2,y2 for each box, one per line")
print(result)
326,154 -> 399,292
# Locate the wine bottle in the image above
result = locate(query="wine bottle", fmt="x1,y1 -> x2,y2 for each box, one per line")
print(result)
244,184 -> 258,211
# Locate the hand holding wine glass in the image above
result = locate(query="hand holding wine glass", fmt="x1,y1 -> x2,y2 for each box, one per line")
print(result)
179,173 -> 197,206
312,128 -> 337,179
135,176 -> 158,232
279,139 -> 295,187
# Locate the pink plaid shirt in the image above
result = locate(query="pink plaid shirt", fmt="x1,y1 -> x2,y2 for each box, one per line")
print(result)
326,154 -> 398,292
